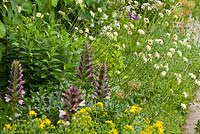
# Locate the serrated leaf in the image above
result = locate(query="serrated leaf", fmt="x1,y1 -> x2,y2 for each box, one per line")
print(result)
0,21 -> 6,38
52,0 -> 58,7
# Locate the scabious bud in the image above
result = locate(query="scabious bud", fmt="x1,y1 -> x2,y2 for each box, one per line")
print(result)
62,86 -> 85,120
4,60 -> 25,105
93,62 -> 110,100
77,44 -> 94,83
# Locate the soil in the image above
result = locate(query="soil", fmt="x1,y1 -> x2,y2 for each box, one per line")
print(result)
183,90 -> 200,134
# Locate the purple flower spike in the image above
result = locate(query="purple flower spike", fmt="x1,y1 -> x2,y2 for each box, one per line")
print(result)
128,12 -> 139,20
62,86 -> 85,121
4,60 -> 25,105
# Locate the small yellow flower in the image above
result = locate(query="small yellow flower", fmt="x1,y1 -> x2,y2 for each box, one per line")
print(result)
39,123 -> 45,129
110,128 -> 118,134
124,125 -> 134,131
96,102 -> 104,109
153,121 -> 164,134
57,119 -> 65,125
43,118 -> 51,126
130,105 -> 142,114
29,110 -> 37,117
4,124 -> 11,130
105,120 -> 113,125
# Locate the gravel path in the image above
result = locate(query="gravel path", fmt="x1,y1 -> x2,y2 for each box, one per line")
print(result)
183,90 -> 200,134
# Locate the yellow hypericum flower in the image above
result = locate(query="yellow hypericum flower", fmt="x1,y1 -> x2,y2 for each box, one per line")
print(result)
4,124 -> 11,130
43,118 -> 51,126
153,121 -> 164,134
29,110 -> 37,117
57,119 -> 65,125
105,120 -> 113,125
124,125 -> 134,131
96,102 -> 104,109
130,105 -> 142,114
39,123 -> 45,129
110,128 -> 118,134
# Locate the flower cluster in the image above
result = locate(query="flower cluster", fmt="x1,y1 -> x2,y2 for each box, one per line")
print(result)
4,60 -> 25,105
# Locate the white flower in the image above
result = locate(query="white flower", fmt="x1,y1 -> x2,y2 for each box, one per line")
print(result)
169,48 -> 175,54
36,12 -> 44,18
195,80 -> 200,86
90,10 -> 95,18
123,24 -> 129,30
177,50 -> 182,57
146,45 -> 151,51
144,18 -> 149,23
170,88 -> 174,94
166,33 -> 171,38
167,52 -> 173,58
147,39 -> 153,45
17,6 -> 22,13
155,52 -> 160,59
155,39 -> 163,45
138,29 -> 145,35
165,9 -> 171,15
85,28 -> 89,33
188,73 -> 196,80
172,34 -> 178,41
102,13 -> 108,20
159,13 -> 164,18
143,55 -> 148,63
58,10 -> 65,16
160,71 -> 167,77
79,30 -> 83,34
181,103 -> 187,110
183,57 -> 188,63
129,23 -> 134,29
136,42 -> 141,46
76,0 -> 83,5
164,63 -> 169,72
186,45 -> 191,49
183,92 -> 188,98
154,64 -> 160,69
97,8 -> 102,13
88,35 -> 96,41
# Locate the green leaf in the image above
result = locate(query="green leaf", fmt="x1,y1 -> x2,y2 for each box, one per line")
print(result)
0,51 -> 2,63
0,21 -> 6,38
52,0 -> 58,7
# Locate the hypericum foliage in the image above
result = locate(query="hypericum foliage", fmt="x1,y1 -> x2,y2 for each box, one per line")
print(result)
4,60 -> 25,105
62,86 -> 85,120
77,44 -> 94,83
93,62 -> 110,100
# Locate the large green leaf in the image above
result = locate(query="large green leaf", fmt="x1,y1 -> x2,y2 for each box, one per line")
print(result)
0,21 -> 6,38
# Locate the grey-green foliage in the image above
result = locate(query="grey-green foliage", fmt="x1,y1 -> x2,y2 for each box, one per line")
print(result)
5,16 -> 84,91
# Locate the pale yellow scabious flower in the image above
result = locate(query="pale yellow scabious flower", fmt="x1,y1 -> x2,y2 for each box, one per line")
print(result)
130,105 -> 142,114
29,110 -> 37,117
